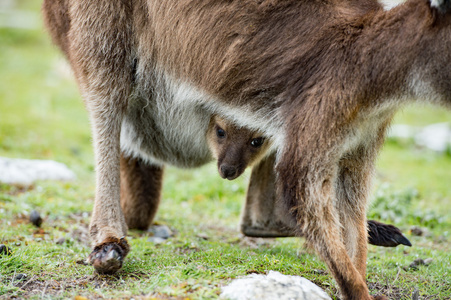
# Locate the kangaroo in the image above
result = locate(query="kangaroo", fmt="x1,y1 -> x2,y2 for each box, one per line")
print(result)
206,115 -> 272,180
42,0 -> 451,298
208,115 -> 411,247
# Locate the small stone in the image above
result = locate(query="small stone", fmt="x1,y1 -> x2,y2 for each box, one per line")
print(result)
196,233 -> 209,240
410,226 -> 432,237
436,235 -> 447,243
56,237 -> 66,245
0,244 -> 12,256
76,259 -> 88,266
410,258 -> 424,268
15,242 -> 21,247
148,236 -> 166,244
29,210 -> 43,227
148,225 -> 172,239
410,226 -> 423,236
409,258 -> 432,269
14,274 -> 27,281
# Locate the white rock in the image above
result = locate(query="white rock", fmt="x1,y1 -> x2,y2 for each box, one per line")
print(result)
388,123 -> 451,153
0,157 -> 76,186
388,124 -> 417,139
221,271 -> 331,300
0,10 -> 39,29
415,123 -> 451,152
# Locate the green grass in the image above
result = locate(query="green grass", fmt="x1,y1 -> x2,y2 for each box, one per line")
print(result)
1,2 -> 451,299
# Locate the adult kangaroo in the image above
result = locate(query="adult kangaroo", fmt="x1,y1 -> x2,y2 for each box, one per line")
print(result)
42,0 -> 451,298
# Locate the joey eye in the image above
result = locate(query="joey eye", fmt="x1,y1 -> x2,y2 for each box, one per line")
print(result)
250,137 -> 265,148
216,127 -> 226,139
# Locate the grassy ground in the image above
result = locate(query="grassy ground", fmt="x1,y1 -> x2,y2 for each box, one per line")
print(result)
1,2 -> 450,299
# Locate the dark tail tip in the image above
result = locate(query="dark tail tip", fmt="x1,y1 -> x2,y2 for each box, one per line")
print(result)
393,233 -> 412,247
367,220 -> 412,247
430,0 -> 451,14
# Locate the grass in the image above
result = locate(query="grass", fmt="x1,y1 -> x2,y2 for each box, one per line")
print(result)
1,2 -> 451,299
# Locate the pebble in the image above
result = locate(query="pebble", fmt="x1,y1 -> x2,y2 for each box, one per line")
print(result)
0,244 -> 12,256
30,210 -> 43,227
196,233 -> 209,240
147,236 -> 166,244
148,225 -> 173,239
76,259 -> 88,266
14,274 -> 27,281
408,258 -> 433,269
196,233 -> 210,241
56,237 -> 66,245
410,227 -> 422,236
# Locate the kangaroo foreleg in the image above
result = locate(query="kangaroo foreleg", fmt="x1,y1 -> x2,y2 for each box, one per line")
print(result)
68,0 -> 134,274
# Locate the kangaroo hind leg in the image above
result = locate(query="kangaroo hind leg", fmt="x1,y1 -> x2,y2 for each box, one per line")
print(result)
120,153 -> 164,230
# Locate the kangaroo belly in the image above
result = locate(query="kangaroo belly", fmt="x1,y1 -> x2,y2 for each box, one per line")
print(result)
120,72 -> 214,168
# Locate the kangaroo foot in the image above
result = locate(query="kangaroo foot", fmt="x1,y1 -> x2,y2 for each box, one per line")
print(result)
87,237 -> 130,274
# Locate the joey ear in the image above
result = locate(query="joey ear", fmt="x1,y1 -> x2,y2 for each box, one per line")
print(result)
430,0 -> 451,14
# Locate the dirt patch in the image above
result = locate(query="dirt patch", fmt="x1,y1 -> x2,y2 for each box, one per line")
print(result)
368,282 -> 443,300
1,273 -> 160,299
70,224 -> 91,247
1,275 -> 90,299
0,185 -> 35,197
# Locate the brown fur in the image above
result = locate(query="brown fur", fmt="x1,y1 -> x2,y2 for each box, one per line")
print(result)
210,116 -> 411,249
120,154 -> 163,230
207,115 -> 271,180
241,152 -> 298,237
42,0 -> 451,298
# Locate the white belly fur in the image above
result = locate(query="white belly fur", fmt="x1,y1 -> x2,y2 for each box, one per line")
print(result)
120,67 -> 284,168
120,71 -> 214,168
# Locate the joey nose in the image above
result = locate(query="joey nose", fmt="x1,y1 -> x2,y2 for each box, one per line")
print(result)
220,165 -> 237,180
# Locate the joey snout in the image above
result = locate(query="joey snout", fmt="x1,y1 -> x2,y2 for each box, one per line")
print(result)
219,164 -> 238,180
218,160 -> 245,180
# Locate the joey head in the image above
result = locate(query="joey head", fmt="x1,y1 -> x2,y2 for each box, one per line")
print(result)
207,115 -> 271,180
